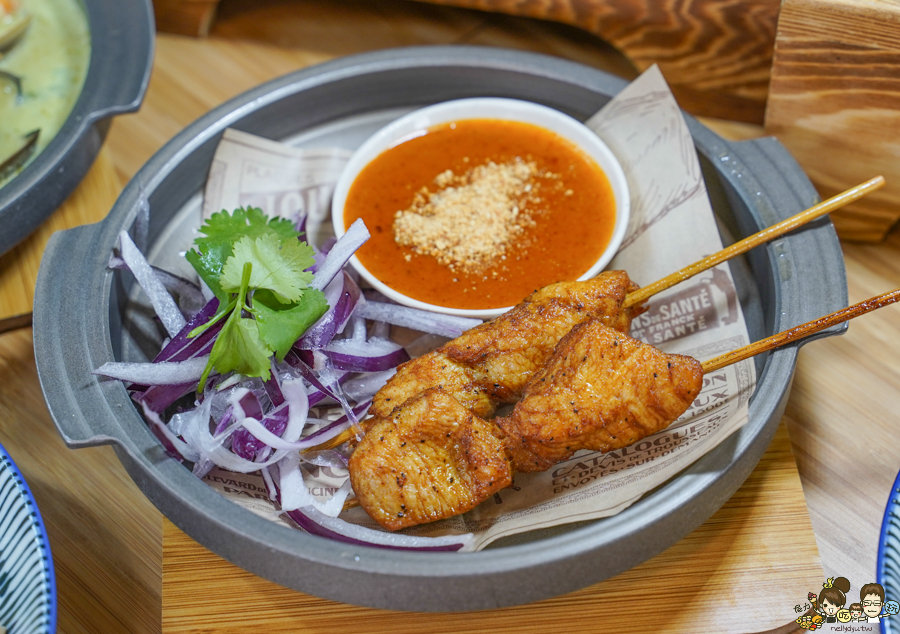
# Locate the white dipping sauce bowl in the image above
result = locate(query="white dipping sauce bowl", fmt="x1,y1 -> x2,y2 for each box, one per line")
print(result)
331,97 -> 630,319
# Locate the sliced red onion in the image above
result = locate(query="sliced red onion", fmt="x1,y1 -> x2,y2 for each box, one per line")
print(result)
178,398 -> 291,473
140,401 -> 196,462
286,350 -> 348,405
150,298 -> 221,363
322,338 -> 410,373
279,454 -> 351,515
118,230 -> 186,338
260,466 -> 278,503
230,378 -> 311,459
133,382 -> 201,414
213,407 -> 234,437
311,219 -> 369,291
94,357 -> 209,385
286,506 -> 474,552
296,214 -> 309,243
238,416 -> 312,451
305,352 -> 363,434
350,314 -> 367,342
297,272 -> 360,350
109,255 -> 206,318
354,299 -> 481,338
342,370 -> 395,402
263,371 -> 286,408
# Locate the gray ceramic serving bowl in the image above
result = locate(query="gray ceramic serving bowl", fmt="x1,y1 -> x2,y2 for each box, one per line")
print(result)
33,47 -> 847,612
0,0 -> 154,255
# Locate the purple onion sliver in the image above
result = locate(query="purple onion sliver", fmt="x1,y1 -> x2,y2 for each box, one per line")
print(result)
151,298 -> 221,364
231,404 -> 290,460
285,351 -> 336,401
94,357 -> 209,385
286,507 -> 471,552
311,218 -> 369,291
324,348 -> 410,373
132,382 -> 198,414
110,255 -> 206,315
214,407 -> 234,436
238,391 -> 264,419
118,230 -> 186,338
297,400 -> 370,449
296,214 -> 308,242
354,299 -> 482,338
319,236 -> 336,254
264,372 -> 286,408
298,273 -> 360,350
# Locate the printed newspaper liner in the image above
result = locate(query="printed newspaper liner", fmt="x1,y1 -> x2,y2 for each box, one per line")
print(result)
200,65 -> 756,550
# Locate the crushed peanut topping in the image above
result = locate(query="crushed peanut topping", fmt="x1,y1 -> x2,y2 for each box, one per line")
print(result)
392,159 -> 552,273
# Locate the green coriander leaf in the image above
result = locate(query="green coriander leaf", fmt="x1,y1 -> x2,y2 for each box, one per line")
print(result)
220,234 -> 315,304
186,246 -> 229,301
209,316 -> 272,382
254,288 -> 328,360
186,207 -> 300,301
196,261 -> 271,391
196,207 -> 298,248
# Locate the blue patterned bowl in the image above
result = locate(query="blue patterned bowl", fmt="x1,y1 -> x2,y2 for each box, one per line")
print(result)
878,466 -> 900,634
0,444 -> 55,633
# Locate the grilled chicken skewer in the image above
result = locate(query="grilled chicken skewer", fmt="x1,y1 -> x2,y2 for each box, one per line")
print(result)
350,286 -> 900,530
369,176 -> 884,421
370,271 -> 639,420
351,320 -> 701,529
315,176 -> 885,451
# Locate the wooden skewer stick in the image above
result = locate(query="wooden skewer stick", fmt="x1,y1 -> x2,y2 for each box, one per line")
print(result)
622,175 -> 885,309
702,287 -> 900,373
303,177 -> 885,454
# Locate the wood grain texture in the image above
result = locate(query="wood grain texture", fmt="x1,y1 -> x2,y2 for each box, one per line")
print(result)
765,0 -> 900,242
782,227 -> 900,589
161,424 -> 822,634
413,0 -> 781,123
152,0 -> 780,122
0,148 -> 120,323
0,328 -> 162,634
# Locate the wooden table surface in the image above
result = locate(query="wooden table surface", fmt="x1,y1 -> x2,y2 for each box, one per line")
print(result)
2,1 -> 899,632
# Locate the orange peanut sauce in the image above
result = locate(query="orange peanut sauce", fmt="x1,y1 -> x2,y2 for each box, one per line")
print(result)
343,119 -> 617,310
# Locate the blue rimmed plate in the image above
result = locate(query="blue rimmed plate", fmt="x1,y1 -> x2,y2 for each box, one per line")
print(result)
878,466 -> 900,634
0,443 -> 55,633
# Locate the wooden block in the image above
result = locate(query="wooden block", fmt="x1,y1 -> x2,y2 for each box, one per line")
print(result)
152,0 -> 220,37
162,422 -> 822,633
414,0 -> 782,123
0,147 -> 120,324
765,0 -> 900,242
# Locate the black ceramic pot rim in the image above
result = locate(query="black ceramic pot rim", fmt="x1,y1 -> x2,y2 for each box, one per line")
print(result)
0,0 -> 154,255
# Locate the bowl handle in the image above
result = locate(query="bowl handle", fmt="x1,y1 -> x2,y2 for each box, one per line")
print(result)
82,0 -> 156,122
33,223 -> 133,448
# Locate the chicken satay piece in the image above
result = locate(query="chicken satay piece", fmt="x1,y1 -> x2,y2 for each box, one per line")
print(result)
370,271 -> 641,420
349,388 -> 513,531
367,350 -> 496,423
496,318 -> 703,473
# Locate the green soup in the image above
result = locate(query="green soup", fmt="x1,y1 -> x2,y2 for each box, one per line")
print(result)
0,0 -> 90,188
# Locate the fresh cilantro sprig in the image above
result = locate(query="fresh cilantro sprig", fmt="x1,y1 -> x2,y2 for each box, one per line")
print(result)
187,207 -> 328,390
